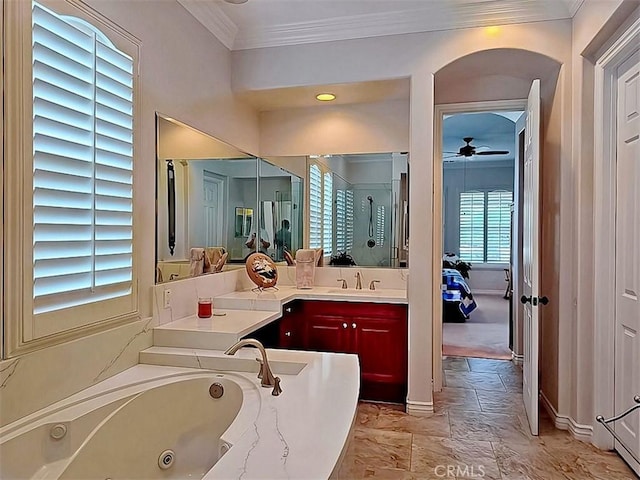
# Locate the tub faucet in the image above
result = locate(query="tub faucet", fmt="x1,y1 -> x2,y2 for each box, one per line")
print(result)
224,339 -> 282,396
355,271 -> 363,290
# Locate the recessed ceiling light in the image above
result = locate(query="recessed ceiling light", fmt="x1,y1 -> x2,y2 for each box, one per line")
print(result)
316,93 -> 336,102
224,0 -> 248,4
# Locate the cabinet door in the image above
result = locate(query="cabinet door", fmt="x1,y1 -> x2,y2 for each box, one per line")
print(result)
279,302 -> 303,349
304,315 -> 352,353
355,314 -> 408,403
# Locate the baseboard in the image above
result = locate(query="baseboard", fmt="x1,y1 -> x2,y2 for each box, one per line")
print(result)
471,289 -> 505,295
406,399 -> 434,414
540,391 -> 593,442
511,352 -> 524,365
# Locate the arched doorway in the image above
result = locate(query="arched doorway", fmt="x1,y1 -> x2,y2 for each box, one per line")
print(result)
431,48 -> 562,436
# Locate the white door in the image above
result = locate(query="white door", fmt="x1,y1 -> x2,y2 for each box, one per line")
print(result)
522,79 -> 541,436
203,174 -> 223,246
614,49 -> 640,473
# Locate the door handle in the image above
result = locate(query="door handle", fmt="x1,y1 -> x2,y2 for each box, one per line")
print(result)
520,295 -> 549,306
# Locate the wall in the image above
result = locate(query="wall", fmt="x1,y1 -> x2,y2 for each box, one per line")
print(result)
234,21 -> 573,413
259,100 -> 409,156
570,0 -> 637,437
0,0 -> 260,427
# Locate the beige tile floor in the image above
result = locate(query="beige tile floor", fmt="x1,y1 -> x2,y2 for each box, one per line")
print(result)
337,356 -> 637,480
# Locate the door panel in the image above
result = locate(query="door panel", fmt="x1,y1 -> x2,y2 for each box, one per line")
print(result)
522,79 -> 541,436
615,50 -> 640,473
304,315 -> 352,353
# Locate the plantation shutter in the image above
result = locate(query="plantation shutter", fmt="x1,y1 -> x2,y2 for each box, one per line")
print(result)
459,191 -> 485,263
345,190 -> 354,251
336,190 -> 347,252
486,191 -> 512,263
32,2 -> 134,316
323,172 -> 333,256
309,164 -> 323,249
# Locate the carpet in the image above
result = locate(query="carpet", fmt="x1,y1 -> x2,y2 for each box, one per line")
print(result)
443,293 -> 511,360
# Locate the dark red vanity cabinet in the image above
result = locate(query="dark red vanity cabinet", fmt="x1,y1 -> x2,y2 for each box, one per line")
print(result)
278,300 -> 304,350
296,300 -> 408,403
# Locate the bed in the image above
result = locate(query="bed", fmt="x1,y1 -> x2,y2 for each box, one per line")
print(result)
442,268 -> 477,322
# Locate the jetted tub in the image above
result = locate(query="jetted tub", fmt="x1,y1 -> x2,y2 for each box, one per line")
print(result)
0,369 -> 261,479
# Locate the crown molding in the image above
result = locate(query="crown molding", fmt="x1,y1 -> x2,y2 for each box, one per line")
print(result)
233,1 -> 575,50
177,0 -> 238,50
566,0 -> 586,17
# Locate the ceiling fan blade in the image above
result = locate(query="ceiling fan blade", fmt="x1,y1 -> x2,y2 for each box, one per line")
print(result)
475,150 -> 509,155
443,154 -> 460,158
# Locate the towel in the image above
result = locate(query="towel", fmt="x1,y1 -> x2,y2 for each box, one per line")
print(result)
295,249 -> 316,289
314,248 -> 324,266
213,251 -> 228,273
189,248 -> 208,277
204,247 -> 225,273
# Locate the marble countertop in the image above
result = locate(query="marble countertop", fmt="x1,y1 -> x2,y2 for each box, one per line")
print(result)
214,284 -> 407,309
154,285 -> 407,351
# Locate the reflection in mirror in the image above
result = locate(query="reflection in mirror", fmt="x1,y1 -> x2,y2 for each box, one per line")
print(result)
307,153 -> 408,268
155,114 -> 257,283
258,158 -> 304,262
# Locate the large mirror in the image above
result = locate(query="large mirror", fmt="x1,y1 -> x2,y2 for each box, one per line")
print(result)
306,152 -> 408,268
156,114 -> 257,283
257,158 -> 304,262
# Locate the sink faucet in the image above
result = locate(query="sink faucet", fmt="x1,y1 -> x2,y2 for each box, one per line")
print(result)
355,271 -> 363,290
224,339 -> 282,396
369,280 -> 380,290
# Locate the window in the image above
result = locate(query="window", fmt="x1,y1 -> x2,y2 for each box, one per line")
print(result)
459,190 -> 512,263
3,1 -> 140,344
335,189 -> 354,253
308,163 -> 334,256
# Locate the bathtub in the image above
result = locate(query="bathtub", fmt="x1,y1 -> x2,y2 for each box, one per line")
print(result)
0,368 -> 261,479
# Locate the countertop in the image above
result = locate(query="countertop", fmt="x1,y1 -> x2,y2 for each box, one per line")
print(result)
153,285 -> 407,350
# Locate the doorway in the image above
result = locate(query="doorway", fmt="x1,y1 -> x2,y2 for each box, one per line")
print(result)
433,99 -> 526,392
440,110 -> 523,361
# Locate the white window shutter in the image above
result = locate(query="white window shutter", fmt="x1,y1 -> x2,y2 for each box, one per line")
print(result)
459,191 -> 485,263
32,2 -> 134,317
309,164 -> 323,249
322,172 -> 333,256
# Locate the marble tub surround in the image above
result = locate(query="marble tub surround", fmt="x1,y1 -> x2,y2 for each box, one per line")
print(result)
153,269 -> 244,325
0,317 -> 153,428
2,350 -> 359,480
337,357 -> 635,480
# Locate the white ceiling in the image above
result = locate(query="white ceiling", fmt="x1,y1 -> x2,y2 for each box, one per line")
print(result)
177,0 -> 584,51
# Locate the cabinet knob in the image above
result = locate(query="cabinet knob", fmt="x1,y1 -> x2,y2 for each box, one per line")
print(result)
285,307 -> 292,313
352,323 -> 357,329
285,331 -> 291,337
342,323 -> 348,329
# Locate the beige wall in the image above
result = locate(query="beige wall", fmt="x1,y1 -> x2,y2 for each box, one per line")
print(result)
569,0 -> 638,432
259,100 -> 409,156
0,0 -> 260,426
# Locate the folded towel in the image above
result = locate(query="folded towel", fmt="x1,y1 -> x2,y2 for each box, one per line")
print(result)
189,248 -> 206,277
295,249 -> 316,289
314,248 -> 324,266
213,251 -> 228,273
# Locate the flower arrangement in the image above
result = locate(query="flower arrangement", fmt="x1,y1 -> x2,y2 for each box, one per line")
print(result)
329,251 -> 357,266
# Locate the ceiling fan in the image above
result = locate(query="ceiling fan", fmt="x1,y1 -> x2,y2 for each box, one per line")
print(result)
444,137 -> 509,159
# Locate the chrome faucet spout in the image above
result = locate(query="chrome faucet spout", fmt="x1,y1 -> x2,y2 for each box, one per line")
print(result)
224,338 -> 282,395
355,271 -> 363,290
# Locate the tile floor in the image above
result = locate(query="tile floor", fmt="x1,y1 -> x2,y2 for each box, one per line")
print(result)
337,356 -> 637,479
